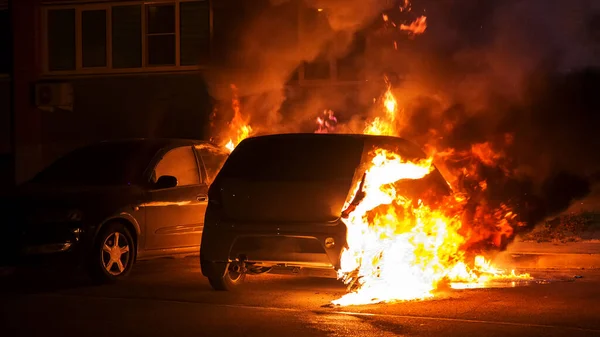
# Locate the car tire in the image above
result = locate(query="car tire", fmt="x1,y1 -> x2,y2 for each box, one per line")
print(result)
207,262 -> 246,291
88,222 -> 135,284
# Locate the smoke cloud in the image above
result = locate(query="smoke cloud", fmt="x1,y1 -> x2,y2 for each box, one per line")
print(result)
204,0 -> 600,243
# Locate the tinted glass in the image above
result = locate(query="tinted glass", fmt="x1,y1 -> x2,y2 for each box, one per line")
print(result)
112,5 -> 142,68
153,146 -> 200,186
180,1 -> 210,65
147,35 -> 175,65
82,10 -> 107,68
218,135 -> 364,181
146,4 -> 175,66
147,4 -> 175,34
32,142 -> 158,185
47,9 -> 75,71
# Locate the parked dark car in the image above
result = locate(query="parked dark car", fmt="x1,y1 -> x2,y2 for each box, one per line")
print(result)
200,133 -> 451,290
1,139 -> 229,283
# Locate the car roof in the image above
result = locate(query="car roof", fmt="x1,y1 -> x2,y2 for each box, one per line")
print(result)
243,133 -> 418,146
96,138 -> 221,150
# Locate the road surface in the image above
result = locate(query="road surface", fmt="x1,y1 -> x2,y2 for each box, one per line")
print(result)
1,257 -> 599,337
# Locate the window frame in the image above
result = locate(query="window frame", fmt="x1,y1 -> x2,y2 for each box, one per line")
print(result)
41,0 -> 212,76
145,2 -> 178,67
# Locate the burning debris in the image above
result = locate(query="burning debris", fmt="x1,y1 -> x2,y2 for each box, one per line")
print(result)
315,110 -> 338,133
399,16 -> 427,36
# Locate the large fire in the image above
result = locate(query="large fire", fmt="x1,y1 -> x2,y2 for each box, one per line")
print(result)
333,148 -> 530,306
313,81 -> 531,306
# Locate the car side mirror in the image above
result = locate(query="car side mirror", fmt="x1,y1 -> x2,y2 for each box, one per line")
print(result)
155,175 -> 178,189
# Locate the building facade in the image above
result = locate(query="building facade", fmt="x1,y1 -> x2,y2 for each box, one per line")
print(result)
11,0 -> 376,184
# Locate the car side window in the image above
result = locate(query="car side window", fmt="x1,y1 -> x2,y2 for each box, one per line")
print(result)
201,153 -> 229,185
153,146 -> 200,186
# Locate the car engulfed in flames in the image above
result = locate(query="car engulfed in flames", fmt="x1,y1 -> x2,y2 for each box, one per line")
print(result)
208,81 -> 531,307
206,1 -> 532,306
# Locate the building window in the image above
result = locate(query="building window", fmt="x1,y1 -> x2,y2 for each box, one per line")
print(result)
82,10 -> 107,68
43,1 -> 211,75
296,6 -> 366,83
146,3 -> 176,66
112,5 -> 142,69
303,56 -> 331,80
180,1 -> 211,65
47,9 -> 76,71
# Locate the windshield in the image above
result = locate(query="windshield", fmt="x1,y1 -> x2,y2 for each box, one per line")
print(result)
31,141 -> 159,185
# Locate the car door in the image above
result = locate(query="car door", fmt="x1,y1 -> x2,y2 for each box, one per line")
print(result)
144,145 -> 208,251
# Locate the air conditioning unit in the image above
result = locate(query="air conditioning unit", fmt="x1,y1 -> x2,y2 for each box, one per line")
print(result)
34,82 -> 73,111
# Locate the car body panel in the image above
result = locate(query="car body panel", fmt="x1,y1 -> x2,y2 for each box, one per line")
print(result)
1,138 -> 228,269
143,184 -> 209,250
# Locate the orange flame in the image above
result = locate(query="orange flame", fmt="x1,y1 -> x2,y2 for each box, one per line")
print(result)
400,16 -> 427,36
332,149 -> 531,306
331,84 -> 530,306
364,81 -> 399,136
223,84 -> 252,153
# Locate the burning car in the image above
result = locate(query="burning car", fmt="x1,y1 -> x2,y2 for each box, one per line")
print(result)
200,133 -> 452,291
2,139 -> 229,283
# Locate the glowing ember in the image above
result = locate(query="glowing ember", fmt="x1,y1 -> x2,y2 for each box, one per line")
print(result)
332,149 -> 531,306
381,1 -> 426,44
400,16 -> 427,36
223,84 -> 253,153
399,0 -> 411,12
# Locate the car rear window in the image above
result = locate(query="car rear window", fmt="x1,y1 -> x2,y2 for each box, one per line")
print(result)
217,135 -> 364,182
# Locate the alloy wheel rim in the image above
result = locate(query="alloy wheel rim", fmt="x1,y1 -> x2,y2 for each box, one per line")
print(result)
101,232 -> 130,276
228,263 -> 243,281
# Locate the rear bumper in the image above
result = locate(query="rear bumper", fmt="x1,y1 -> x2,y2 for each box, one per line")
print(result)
200,218 -> 347,277
22,242 -> 74,255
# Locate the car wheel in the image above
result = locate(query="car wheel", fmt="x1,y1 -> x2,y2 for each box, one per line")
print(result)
208,262 -> 246,291
89,222 -> 135,284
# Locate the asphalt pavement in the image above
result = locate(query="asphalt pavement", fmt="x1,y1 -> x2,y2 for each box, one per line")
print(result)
1,257 -> 599,337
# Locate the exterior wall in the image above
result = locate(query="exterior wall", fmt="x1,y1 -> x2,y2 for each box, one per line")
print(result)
14,0 -> 218,183
39,73 -> 212,169
13,0 -> 42,184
